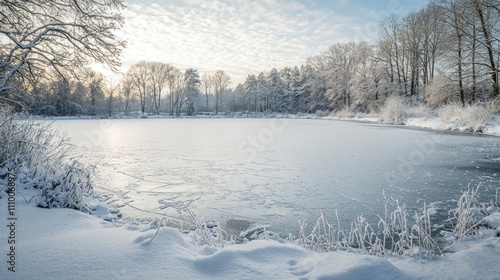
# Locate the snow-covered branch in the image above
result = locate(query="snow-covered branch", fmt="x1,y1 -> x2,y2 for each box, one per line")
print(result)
0,0 -> 125,93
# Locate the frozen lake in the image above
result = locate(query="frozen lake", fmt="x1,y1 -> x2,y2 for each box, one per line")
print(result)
54,118 -> 500,236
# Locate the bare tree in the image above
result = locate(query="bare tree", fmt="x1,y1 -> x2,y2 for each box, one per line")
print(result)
86,70 -> 105,116
120,75 -> 134,116
167,67 -> 183,115
201,72 -> 213,111
105,78 -> 119,117
212,70 -> 230,114
473,0 -> 499,96
127,62 -> 149,114
379,15 -> 403,86
435,0 -> 468,106
418,5 -> 446,87
0,0 -> 126,94
149,62 -> 172,114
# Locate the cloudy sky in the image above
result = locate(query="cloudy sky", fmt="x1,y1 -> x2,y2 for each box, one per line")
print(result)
116,0 -> 429,84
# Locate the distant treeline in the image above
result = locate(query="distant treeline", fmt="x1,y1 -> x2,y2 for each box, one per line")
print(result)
2,0 -> 499,116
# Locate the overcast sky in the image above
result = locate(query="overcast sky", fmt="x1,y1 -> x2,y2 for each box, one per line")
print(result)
116,0 -> 429,84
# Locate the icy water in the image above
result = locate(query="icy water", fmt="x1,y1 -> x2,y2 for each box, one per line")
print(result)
54,118 -> 500,236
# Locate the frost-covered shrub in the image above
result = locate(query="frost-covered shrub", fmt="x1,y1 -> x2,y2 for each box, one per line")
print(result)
336,107 -> 357,119
424,74 -> 456,106
447,185 -> 486,239
378,95 -> 409,124
406,103 -> 435,118
335,107 -> 378,119
485,97 -> 500,115
315,110 -> 330,117
184,207 -> 233,248
298,199 -> 440,258
0,107 -> 94,212
438,103 -> 492,132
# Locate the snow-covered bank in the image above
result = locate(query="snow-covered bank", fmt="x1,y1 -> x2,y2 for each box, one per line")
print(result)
27,105 -> 500,137
334,114 -> 500,137
405,115 -> 500,136
333,100 -> 500,137
26,111 -> 318,121
1,190 -> 500,280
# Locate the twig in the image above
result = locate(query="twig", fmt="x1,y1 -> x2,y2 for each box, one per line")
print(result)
148,217 -> 165,245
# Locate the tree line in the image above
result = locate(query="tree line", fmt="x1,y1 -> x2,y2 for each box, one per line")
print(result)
1,0 -> 499,116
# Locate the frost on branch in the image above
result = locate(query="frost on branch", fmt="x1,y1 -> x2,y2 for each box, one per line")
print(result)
0,0 -> 126,93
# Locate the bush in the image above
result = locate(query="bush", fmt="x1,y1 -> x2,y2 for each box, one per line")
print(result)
298,198 -> 440,258
315,110 -> 330,117
448,185 -> 484,239
424,74 -> 456,106
378,95 -> 409,125
0,107 -> 94,212
438,103 -> 492,132
335,107 -> 357,119
485,97 -> 500,115
406,103 -> 435,118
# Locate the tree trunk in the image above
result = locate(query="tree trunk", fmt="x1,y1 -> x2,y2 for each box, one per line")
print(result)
472,21 -> 477,103
458,39 -> 465,107
476,1 -> 499,96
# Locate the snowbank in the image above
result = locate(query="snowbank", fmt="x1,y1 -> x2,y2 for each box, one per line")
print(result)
1,191 -> 500,280
405,115 -> 500,136
335,108 -> 500,137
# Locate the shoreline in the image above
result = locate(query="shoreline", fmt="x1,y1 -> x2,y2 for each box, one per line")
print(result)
22,112 -> 500,138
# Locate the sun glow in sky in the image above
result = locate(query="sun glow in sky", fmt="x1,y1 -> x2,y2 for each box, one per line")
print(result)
117,0 -> 429,84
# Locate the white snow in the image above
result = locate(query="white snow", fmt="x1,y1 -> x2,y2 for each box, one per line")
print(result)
1,190 -> 500,279
335,111 -> 500,137
484,212 -> 500,229
405,116 -> 498,135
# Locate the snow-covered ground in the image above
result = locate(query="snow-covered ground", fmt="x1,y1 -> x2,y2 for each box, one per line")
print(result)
335,114 -> 500,135
1,189 -> 500,279
333,106 -> 500,137
404,115 -> 500,136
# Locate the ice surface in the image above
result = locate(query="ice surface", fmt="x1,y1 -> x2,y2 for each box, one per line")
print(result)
53,118 -> 500,235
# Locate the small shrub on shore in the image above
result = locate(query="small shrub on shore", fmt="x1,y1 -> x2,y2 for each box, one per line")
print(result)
168,185 -> 498,262
378,95 -> 409,125
438,103 -> 492,132
297,196 -> 440,259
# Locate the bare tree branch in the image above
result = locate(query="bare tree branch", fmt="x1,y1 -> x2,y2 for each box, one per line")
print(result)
0,0 -> 126,93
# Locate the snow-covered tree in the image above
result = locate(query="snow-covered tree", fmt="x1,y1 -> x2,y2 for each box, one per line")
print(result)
149,62 -> 172,114
184,68 -> 200,115
267,68 -> 285,112
120,76 -> 134,116
213,70 -> 230,114
244,74 -> 258,112
0,0 -> 125,95
86,71 -> 106,116
201,72 -> 213,112
126,62 -> 150,114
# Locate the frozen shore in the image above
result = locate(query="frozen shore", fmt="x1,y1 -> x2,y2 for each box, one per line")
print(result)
1,187 -> 500,279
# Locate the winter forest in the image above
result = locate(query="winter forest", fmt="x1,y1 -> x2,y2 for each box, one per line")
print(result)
2,0 -> 500,117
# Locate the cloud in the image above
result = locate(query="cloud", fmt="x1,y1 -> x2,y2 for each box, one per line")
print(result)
118,0 -> 368,84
